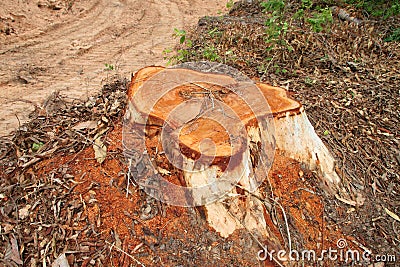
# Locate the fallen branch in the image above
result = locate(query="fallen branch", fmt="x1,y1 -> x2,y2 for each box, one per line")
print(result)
21,146 -> 59,168
331,6 -> 362,25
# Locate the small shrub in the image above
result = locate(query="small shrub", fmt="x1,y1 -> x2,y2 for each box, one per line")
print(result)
261,0 -> 292,49
163,28 -> 194,65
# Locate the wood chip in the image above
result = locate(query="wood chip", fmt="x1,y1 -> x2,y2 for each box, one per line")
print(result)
384,208 -> 400,222
52,253 -> 70,267
93,137 -> 107,164
4,235 -> 23,265
72,121 -> 97,130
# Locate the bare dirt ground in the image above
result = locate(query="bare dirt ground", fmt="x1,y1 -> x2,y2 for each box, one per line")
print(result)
0,0 -> 227,135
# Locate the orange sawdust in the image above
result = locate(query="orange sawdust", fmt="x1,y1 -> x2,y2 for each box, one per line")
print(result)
263,152 -> 359,264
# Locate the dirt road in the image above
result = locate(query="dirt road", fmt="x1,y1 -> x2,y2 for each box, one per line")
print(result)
0,0 -> 226,135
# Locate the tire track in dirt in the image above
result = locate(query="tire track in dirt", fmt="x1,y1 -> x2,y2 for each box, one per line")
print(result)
0,0 -> 226,135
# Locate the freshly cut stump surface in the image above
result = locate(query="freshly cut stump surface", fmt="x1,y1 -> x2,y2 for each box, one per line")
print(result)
126,65 -> 300,160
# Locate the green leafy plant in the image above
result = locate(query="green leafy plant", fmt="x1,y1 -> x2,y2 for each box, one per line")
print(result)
293,8 -> 305,19
173,28 -> 191,46
226,0 -> 234,9
294,0 -> 313,19
208,27 -> 222,38
305,77 -> 316,86
307,8 -> 333,32
104,63 -> 114,71
163,28 -> 194,65
261,0 -> 292,49
302,0 -> 313,9
265,18 -> 288,42
203,46 -> 221,61
294,1 -> 334,33
32,142 -> 44,152
384,27 -> 400,42
163,47 -> 192,65
272,64 -> 288,74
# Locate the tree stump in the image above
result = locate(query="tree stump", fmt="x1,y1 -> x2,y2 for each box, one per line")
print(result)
123,62 -> 342,263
